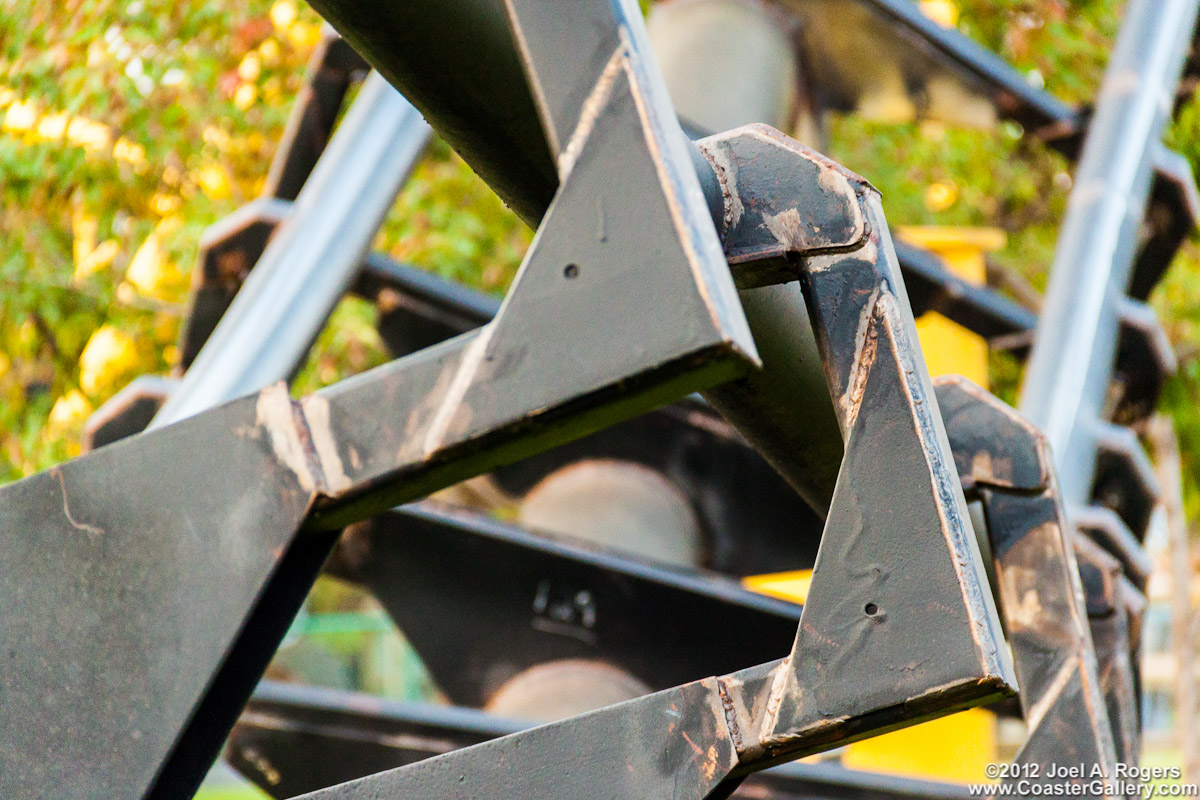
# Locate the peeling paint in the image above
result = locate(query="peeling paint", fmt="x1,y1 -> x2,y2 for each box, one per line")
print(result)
301,395 -> 352,495
256,383 -> 318,493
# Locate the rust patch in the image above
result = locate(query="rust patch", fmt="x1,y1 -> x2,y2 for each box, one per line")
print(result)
841,296 -> 881,432
698,136 -> 743,233
716,676 -> 745,755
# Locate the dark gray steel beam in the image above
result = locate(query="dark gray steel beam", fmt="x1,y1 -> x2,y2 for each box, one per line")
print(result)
936,377 -> 1119,797
329,503 -> 804,707
228,682 -> 976,800
289,115 -> 1015,799
1074,536 -> 1145,767
0,7 -> 758,794
0,9 -> 1014,797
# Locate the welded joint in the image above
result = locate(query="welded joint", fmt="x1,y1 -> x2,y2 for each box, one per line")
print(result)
252,382 -> 351,497
695,123 -> 875,288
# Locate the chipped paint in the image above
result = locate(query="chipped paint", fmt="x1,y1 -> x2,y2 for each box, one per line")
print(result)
256,382 -> 318,493
301,394 -> 351,495
421,323 -> 495,458
762,207 -> 807,249
698,137 -> 744,232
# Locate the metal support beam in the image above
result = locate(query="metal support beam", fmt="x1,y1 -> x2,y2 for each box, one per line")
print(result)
228,682 -> 976,800
936,377 -> 1119,797
152,71 -> 432,427
329,503 -> 804,707
0,1 -> 1012,794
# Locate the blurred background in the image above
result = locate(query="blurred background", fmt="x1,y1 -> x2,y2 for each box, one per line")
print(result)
2,1 -> 1200,797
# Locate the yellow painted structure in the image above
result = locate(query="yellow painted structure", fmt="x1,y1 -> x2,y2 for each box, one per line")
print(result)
741,570 -> 811,604
898,226 -> 1004,388
743,227 -> 1007,783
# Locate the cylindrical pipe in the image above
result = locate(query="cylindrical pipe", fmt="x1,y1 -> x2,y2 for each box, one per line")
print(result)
152,73 -> 431,427
649,0 -> 841,511
1019,0 -> 1200,506
647,0 -> 802,136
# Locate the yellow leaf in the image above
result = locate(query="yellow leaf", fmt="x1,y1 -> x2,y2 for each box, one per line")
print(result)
918,0 -> 958,28
48,389 -> 93,432
233,82 -> 258,110
66,116 -> 112,151
74,239 -> 120,282
284,20 -> 321,50
193,163 -> 231,200
258,37 -> 282,67
72,203 -> 98,267
113,137 -> 148,169
126,225 -> 183,299
202,125 -> 230,149
36,112 -> 69,140
150,191 -> 182,216
3,100 -> 37,132
153,312 -> 179,345
270,0 -> 298,29
238,52 -> 262,82
924,181 -> 959,213
79,326 -> 139,396
262,76 -> 283,105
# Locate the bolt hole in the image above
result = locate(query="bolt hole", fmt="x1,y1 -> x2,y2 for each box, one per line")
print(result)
864,603 -> 879,616
563,263 -> 580,279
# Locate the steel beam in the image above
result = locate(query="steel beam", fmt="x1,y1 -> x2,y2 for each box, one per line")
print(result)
0,10 -> 756,792
152,71 -> 432,427
329,504 -> 804,707
936,378 -> 1119,797
228,682 -> 975,800
0,1 -> 1012,794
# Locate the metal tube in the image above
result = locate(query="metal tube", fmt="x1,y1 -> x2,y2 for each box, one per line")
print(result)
647,0 -> 802,135
1018,0 -> 1200,505
650,0 -> 843,511
152,73 -> 431,427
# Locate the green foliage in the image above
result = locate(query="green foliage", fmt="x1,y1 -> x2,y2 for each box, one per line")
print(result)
0,0 -> 529,473
830,0 -> 1200,522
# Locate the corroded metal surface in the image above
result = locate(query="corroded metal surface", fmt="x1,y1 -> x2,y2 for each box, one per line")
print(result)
229,682 -> 975,800
1075,536 -> 1144,768
293,20 -> 1013,799
936,377 -> 1118,798
17,0 -> 1169,796
298,677 -> 739,800
0,0 -> 757,794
